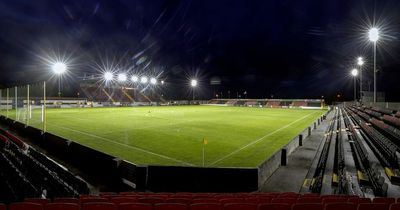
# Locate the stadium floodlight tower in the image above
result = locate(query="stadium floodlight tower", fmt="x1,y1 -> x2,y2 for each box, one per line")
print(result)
357,57 -> 364,103
351,69 -> 358,103
191,79 -> 197,101
51,62 -> 67,97
368,27 -> 379,102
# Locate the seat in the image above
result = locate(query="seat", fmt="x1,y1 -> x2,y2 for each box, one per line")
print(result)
292,203 -> 323,210
325,203 -> 356,210
257,197 -> 273,204
390,203 -> 400,210
119,203 -> 153,210
192,199 -> 219,204
373,198 -> 396,205
164,198 -> 192,204
82,202 -> 117,210
24,198 -> 51,205
347,198 -> 371,205
301,194 -> 320,198
138,197 -> 165,204
296,197 -> 322,204
45,203 -> 80,210
358,203 -> 390,210
154,203 -> 189,210
277,193 -> 299,199
322,198 -> 347,204
0,204 -> 6,210
271,198 -> 297,205
80,197 -> 109,204
258,203 -> 291,210
190,203 -> 222,210
110,197 -> 138,204
224,203 -> 257,210
9,202 -> 43,210
244,197 -> 259,204
219,198 -> 244,205
53,198 -> 80,204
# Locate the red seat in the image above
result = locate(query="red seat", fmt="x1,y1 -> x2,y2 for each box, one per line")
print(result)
258,203 -> 291,210
271,198 -> 297,205
325,203 -> 356,210
109,197 -> 138,204
296,197 -> 322,204
138,197 -> 165,204
373,198 -> 396,205
277,193 -> 299,198
119,203 -> 153,210
190,203 -> 222,210
358,203 -> 390,210
80,197 -> 109,204
301,194 -> 320,198
119,192 -> 139,196
390,203 -> 400,210
322,198 -> 347,204
54,198 -> 80,204
45,203 -> 80,210
257,197 -> 273,204
219,199 -> 244,205
224,203 -> 257,210
0,204 -> 6,210
164,198 -> 192,204
82,202 -> 117,210
347,198 -> 371,205
9,202 -> 43,210
100,192 -> 118,196
292,203 -> 323,210
244,197 -> 259,204
154,203 -> 188,210
24,198 -> 51,205
192,199 -> 219,204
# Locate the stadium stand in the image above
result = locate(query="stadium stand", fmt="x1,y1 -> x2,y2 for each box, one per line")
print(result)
0,128 -> 89,203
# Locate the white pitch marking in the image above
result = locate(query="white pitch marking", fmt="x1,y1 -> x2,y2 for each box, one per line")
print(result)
208,111 -> 318,166
49,123 -> 194,166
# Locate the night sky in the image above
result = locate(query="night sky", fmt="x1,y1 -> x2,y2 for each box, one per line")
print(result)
0,0 -> 400,102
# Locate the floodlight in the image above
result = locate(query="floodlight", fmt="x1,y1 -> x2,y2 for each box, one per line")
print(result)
150,77 -> 157,84
357,57 -> 364,66
141,76 -> 148,84
191,79 -> 197,87
161,80 -> 164,85
351,69 -> 358,77
52,62 -> 67,74
369,27 -> 379,42
131,75 -> 139,82
118,73 -> 127,82
104,72 -> 113,81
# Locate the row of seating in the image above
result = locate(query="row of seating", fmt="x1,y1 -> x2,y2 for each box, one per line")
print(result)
3,201 -> 400,210
20,196 -> 400,205
0,130 -> 89,203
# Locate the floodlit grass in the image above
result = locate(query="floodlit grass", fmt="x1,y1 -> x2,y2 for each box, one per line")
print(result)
2,106 -> 326,167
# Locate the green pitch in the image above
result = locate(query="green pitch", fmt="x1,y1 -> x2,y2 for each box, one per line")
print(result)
3,106 -> 325,167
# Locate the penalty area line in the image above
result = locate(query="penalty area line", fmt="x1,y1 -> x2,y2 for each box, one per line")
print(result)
208,111 -> 318,166
49,123 -> 194,166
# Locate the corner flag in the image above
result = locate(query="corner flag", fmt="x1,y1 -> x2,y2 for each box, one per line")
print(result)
203,138 -> 208,145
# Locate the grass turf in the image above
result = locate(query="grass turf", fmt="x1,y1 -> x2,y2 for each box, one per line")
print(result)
2,106 -> 326,167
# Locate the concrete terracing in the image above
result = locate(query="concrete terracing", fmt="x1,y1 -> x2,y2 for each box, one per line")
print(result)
260,111 -> 333,192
